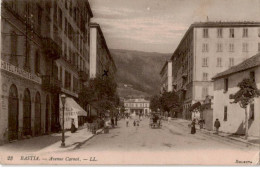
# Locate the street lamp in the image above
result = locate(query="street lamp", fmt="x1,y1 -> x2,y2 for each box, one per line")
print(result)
60,94 -> 66,147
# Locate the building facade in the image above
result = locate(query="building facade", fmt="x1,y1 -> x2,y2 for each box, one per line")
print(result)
212,53 -> 260,137
89,23 -> 117,79
170,22 -> 260,119
0,0 -> 93,144
124,98 -> 150,115
160,61 -> 173,93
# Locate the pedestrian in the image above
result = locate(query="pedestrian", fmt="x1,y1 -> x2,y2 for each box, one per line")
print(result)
115,116 -> 118,126
111,117 -> 114,128
133,120 -> 136,126
191,119 -> 196,134
71,119 -> 77,133
126,116 -> 129,127
214,118 -> 221,134
168,114 -> 171,124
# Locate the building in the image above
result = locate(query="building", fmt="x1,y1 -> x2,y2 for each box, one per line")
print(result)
170,21 -> 260,120
0,0 -> 93,144
160,60 -> 173,93
89,23 -> 117,79
124,98 -> 150,115
212,53 -> 260,137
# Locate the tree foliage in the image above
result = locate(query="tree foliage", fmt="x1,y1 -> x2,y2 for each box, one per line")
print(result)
150,95 -> 161,112
150,91 -> 181,113
160,91 -> 180,113
79,76 -> 119,116
230,78 -> 260,108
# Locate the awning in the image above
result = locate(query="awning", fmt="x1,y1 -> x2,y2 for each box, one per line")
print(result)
65,97 -> 88,116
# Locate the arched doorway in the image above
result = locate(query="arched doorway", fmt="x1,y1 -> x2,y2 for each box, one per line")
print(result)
23,88 -> 31,136
8,84 -> 19,141
34,92 -> 41,136
45,95 -> 50,133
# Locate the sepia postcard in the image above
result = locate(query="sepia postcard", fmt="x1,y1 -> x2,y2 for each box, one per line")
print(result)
0,0 -> 260,165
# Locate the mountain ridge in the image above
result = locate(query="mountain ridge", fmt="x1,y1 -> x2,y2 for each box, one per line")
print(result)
111,49 -> 171,97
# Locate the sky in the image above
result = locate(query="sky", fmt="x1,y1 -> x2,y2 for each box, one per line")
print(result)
89,0 -> 260,53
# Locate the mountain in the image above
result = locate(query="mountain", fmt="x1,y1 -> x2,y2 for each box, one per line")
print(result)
111,49 -> 171,97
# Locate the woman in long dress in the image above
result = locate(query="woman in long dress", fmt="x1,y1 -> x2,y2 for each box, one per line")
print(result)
191,119 -> 196,134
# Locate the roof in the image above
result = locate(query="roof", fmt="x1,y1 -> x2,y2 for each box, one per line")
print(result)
212,53 -> 260,80
86,0 -> 93,17
170,21 -> 260,61
90,23 -> 117,71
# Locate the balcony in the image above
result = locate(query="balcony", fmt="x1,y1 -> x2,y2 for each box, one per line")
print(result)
42,37 -> 62,60
42,75 -> 62,92
78,71 -> 88,82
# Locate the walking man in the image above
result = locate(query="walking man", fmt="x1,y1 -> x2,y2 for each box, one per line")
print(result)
214,118 -> 221,134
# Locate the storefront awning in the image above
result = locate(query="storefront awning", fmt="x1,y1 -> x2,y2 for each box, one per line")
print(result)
65,97 -> 88,116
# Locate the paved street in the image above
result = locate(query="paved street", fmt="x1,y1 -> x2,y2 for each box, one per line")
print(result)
72,118 -> 258,152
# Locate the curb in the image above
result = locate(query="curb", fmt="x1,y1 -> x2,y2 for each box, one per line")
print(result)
174,120 -> 259,147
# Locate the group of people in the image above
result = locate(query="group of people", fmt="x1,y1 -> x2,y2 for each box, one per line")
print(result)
125,115 -> 144,127
190,118 -> 221,135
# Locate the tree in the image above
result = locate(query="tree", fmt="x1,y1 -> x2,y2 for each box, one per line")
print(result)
150,95 -> 161,112
160,91 -> 181,115
229,78 -> 260,140
79,75 -> 119,117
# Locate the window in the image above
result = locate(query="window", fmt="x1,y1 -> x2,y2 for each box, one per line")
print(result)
217,57 -> 222,67
202,57 -> 208,67
258,28 -> 260,37
58,8 -> 62,29
203,28 -> 209,38
250,71 -> 255,82
224,106 -> 227,121
224,78 -> 228,92
217,28 -> 222,38
35,51 -> 40,74
202,87 -> 208,98
229,43 -> 234,52
243,28 -> 248,37
217,43 -> 223,52
258,43 -> 260,52
202,43 -> 208,52
229,28 -> 234,38
250,104 -> 254,120
60,67 -> 63,84
203,73 -> 208,81
10,31 -> 18,66
65,71 -> 71,90
73,77 -> 78,93
37,5 -> 42,28
229,58 -> 234,67
242,43 -> 248,52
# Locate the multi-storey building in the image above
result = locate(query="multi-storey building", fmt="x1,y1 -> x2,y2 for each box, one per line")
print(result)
170,22 -> 260,119
89,23 -> 117,79
0,0 -> 93,144
160,60 -> 173,93
124,98 -> 150,115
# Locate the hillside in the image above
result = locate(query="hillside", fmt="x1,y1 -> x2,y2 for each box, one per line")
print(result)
111,49 -> 171,97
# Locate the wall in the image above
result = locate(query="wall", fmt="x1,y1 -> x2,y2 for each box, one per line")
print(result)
194,26 -> 260,102
89,28 -> 97,78
213,67 -> 260,136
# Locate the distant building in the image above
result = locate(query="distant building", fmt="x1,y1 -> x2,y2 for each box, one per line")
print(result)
89,23 -> 117,79
160,61 -> 173,93
124,98 -> 150,115
212,53 -> 260,137
170,21 -> 260,120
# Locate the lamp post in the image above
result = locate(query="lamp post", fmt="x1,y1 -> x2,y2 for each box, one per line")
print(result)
60,94 -> 66,147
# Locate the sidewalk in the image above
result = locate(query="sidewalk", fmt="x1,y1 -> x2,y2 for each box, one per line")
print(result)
171,118 -> 260,147
0,127 -> 103,154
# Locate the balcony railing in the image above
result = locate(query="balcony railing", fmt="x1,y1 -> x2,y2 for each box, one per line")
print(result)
42,75 -> 62,92
42,37 -> 62,60
78,71 -> 88,82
